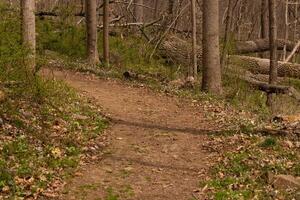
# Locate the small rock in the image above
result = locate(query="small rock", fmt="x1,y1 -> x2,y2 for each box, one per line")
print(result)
124,167 -> 133,172
73,114 -> 89,120
104,167 -> 113,173
284,140 -> 294,148
272,175 -> 300,190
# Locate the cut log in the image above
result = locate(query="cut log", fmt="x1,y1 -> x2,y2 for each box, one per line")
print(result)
161,35 -> 300,79
229,55 -> 300,79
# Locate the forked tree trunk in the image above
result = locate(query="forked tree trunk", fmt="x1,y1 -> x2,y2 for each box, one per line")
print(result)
21,0 -> 36,71
267,0 -> 278,107
202,0 -> 222,94
103,0 -> 110,65
85,0 -> 100,64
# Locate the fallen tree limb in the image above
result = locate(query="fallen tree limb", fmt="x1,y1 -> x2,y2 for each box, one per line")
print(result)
243,72 -> 300,101
284,40 -> 300,63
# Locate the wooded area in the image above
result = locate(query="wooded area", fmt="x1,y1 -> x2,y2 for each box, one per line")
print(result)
1,0 -> 300,199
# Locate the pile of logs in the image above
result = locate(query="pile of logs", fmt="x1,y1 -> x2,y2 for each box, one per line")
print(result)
160,35 -> 300,101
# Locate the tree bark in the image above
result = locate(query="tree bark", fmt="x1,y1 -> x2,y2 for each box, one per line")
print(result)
85,0 -> 100,65
21,0 -> 36,71
267,0 -> 278,107
103,0 -> 110,65
202,0 -> 222,94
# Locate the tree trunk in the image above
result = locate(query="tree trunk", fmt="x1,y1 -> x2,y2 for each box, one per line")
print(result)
134,0 -> 143,23
168,0 -> 175,15
21,0 -> 36,71
154,0 -> 159,18
267,0 -> 278,107
85,0 -> 100,65
190,0 -> 197,79
261,0 -> 269,39
221,0 -> 233,68
202,0 -> 222,94
103,0 -> 110,65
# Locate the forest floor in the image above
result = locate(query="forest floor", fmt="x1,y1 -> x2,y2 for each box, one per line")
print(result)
41,68 -> 224,200
41,68 -> 300,200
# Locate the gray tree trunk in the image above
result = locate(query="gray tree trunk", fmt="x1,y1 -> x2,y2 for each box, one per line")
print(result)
134,0 -> 143,23
190,0 -> 197,78
85,0 -> 100,64
103,0 -> 110,65
267,0 -> 278,107
168,0 -> 175,15
21,0 -> 36,71
202,0 -> 222,94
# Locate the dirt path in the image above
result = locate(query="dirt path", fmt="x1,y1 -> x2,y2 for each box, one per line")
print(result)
42,69 -> 219,200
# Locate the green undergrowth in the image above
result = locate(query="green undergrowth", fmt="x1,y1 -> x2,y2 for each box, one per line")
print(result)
203,134 -> 300,199
0,7 -> 108,198
0,78 -> 108,198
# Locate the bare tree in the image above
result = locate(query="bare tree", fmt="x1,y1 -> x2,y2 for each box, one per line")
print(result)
267,0 -> 278,107
21,0 -> 36,71
85,0 -> 100,64
202,0 -> 222,94
103,0 -> 110,65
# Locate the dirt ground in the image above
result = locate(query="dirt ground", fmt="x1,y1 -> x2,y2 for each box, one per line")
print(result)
42,69 -> 221,200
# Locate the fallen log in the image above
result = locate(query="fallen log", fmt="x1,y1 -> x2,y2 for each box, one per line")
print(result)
161,36 -> 300,78
243,72 -> 300,101
229,55 -> 300,79
235,38 -> 300,54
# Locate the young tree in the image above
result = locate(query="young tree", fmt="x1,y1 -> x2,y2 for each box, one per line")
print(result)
202,0 -> 222,94
221,0 -> 233,68
103,0 -> 110,65
261,0 -> 269,40
190,0 -> 197,79
267,0 -> 278,107
21,0 -> 36,71
85,0 -> 100,64
134,0 -> 144,23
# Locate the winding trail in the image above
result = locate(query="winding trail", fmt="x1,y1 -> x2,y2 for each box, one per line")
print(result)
42,69 -> 219,200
